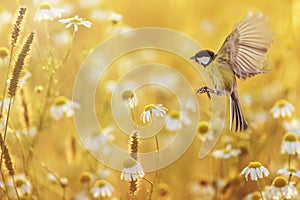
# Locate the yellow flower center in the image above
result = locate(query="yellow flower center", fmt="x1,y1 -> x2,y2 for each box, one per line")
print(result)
283,133 -> 297,142
39,2 -> 52,10
222,148 -> 231,154
123,157 -> 137,168
157,183 -> 169,197
144,104 -> 155,111
80,172 -> 93,184
15,178 -> 25,188
70,18 -> 82,23
272,176 -> 287,188
169,110 -> 180,119
250,192 -> 261,200
248,161 -> 262,168
122,89 -> 135,100
197,121 -> 209,134
276,99 -> 287,108
94,180 -> 107,187
0,47 -> 9,59
287,168 -> 297,173
54,96 -> 68,106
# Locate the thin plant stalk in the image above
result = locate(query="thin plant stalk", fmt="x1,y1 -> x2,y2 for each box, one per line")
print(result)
0,98 -> 13,170
0,46 -> 15,116
62,30 -> 75,64
256,180 -> 265,200
143,177 -> 153,200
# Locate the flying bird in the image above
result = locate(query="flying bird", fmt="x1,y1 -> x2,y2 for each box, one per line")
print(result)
190,12 -> 272,132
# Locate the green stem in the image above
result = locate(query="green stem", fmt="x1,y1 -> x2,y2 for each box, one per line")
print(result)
143,177 -> 153,200
12,176 -> 20,200
0,97 -> 13,171
62,30 -> 75,64
288,174 -> 292,184
256,180 -> 265,200
288,154 -> 291,168
0,170 -> 11,200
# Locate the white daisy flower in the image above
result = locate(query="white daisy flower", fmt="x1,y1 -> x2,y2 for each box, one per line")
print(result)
50,96 -> 80,120
188,180 -> 215,200
212,145 -> 241,159
120,157 -> 145,181
283,118 -> 300,137
84,127 -> 114,155
0,47 -> 9,62
104,80 -> 117,93
270,99 -> 294,119
121,89 -> 138,108
72,191 -> 90,200
141,104 -> 168,123
59,15 -> 92,32
244,191 -> 264,200
277,168 -> 300,178
47,173 -> 68,187
165,110 -> 191,131
52,30 -> 71,46
0,10 -> 13,27
18,70 -> 31,88
106,25 -> 133,36
90,9 -> 113,22
79,171 -> 95,187
34,2 -> 64,22
281,133 -> 300,155
0,97 -> 10,114
90,180 -> 114,198
0,47 -> 10,67
197,121 -> 210,142
16,127 -> 37,138
109,12 -> 123,24
8,173 -> 32,198
269,176 -> 298,199
240,161 -> 269,181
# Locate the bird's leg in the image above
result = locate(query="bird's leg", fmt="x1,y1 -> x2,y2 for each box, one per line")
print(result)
195,86 -> 216,99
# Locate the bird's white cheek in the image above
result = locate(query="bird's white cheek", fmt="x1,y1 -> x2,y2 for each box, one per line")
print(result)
197,56 -> 211,65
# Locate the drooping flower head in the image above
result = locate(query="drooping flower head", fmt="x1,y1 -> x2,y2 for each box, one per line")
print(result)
270,99 -> 294,119
281,133 -> 300,155
34,2 -> 64,22
240,161 -> 269,181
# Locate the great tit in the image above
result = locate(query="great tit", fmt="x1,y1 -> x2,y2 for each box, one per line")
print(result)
190,12 -> 272,132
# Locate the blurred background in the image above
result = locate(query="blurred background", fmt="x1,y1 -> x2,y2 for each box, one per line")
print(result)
0,0 -> 299,199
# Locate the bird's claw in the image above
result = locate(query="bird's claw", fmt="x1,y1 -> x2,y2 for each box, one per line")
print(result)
195,86 -> 212,99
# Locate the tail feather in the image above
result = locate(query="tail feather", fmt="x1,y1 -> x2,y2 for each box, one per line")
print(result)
229,91 -> 248,132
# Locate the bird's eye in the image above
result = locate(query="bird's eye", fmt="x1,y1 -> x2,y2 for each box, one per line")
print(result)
196,56 -> 211,66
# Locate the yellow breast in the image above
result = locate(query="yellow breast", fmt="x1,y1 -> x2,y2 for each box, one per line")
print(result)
206,61 -> 235,93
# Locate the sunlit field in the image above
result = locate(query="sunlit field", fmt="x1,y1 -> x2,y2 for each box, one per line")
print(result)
0,0 -> 300,199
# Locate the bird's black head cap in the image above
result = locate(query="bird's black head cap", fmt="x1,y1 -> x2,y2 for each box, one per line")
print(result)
190,50 -> 215,67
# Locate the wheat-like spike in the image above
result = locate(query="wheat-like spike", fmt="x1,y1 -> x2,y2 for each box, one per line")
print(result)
11,6 -> 27,48
20,89 -> 30,128
3,144 -> 14,176
8,32 -> 35,98
129,179 -> 138,195
0,133 -> 14,176
129,131 -> 138,160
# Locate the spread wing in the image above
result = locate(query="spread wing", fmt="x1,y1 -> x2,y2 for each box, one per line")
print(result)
216,12 -> 273,79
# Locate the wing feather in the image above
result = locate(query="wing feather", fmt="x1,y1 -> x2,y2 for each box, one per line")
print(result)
216,12 -> 272,79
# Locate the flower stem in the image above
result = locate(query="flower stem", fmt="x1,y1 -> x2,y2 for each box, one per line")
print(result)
143,177 -> 153,200
256,180 -> 265,200
62,30 -> 75,64
288,154 -> 291,168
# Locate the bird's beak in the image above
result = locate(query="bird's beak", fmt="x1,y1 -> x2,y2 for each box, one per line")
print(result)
190,56 -> 195,60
